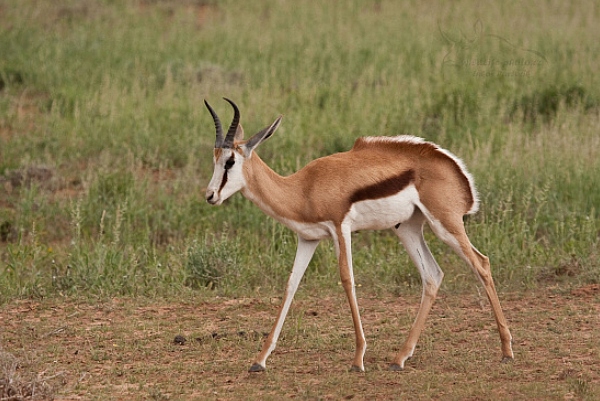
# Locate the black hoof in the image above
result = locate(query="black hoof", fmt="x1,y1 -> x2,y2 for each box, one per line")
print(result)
501,356 -> 514,364
349,365 -> 364,373
248,363 -> 266,373
388,363 -> 403,371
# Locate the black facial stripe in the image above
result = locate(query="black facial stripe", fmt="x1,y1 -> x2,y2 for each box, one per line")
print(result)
218,170 -> 228,194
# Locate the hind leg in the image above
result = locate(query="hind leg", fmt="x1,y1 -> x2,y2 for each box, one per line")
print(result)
464,244 -> 514,361
390,209 -> 445,370
427,214 -> 514,362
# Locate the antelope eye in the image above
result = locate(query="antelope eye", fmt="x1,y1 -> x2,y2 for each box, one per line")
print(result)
224,157 -> 235,170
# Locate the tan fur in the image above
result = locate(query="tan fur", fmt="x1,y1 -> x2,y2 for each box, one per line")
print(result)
208,129 -> 513,372
241,136 -> 475,227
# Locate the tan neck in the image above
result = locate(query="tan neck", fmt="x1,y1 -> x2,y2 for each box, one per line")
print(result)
241,153 -> 307,223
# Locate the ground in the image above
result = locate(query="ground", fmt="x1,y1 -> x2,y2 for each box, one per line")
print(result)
1,285 -> 599,400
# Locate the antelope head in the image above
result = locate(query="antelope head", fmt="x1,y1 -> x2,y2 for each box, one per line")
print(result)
204,98 -> 282,205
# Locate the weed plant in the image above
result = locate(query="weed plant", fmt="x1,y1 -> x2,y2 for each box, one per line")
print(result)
0,0 -> 598,302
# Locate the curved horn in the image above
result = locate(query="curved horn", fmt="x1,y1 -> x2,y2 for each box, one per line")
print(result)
223,98 -> 240,148
204,100 -> 224,148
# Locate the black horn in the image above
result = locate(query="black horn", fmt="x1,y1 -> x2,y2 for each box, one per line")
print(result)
223,98 -> 240,148
204,99 -> 224,148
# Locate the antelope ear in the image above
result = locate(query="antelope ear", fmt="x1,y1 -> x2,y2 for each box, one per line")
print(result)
244,115 -> 283,153
235,124 -> 245,141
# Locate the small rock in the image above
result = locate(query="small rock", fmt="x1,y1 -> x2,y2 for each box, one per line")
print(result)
173,334 -> 187,345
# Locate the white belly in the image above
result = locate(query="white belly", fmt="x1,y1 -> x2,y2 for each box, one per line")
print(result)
275,185 -> 419,240
282,218 -> 336,241
344,185 -> 419,231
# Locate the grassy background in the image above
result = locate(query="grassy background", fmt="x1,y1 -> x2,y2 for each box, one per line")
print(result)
1,0 -> 599,302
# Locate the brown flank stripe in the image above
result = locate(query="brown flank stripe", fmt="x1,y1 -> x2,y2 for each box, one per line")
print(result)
349,169 -> 415,204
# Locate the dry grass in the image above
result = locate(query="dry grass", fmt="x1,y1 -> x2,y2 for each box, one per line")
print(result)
0,349 -> 64,401
1,286 -> 598,400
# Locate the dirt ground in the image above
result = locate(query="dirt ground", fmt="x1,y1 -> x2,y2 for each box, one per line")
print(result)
1,285 -> 599,400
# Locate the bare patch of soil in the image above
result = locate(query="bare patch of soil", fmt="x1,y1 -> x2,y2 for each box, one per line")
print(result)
0,287 -> 598,400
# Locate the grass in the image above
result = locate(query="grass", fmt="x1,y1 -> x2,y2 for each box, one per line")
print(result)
0,1 -> 599,398
0,0 -> 598,299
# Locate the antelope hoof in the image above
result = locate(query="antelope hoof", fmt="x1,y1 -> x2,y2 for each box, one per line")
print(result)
388,363 -> 403,371
349,365 -> 365,373
248,363 -> 266,373
501,356 -> 514,364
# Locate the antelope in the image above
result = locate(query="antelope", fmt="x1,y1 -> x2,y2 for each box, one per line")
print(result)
204,98 -> 514,372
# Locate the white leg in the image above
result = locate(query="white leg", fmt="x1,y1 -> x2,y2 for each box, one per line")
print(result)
335,225 -> 367,372
249,236 -> 320,372
391,210 -> 444,370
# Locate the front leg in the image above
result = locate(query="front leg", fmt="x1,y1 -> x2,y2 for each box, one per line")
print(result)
249,236 -> 320,372
335,225 -> 367,372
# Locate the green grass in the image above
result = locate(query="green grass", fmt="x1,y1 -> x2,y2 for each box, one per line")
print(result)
1,0 -> 599,302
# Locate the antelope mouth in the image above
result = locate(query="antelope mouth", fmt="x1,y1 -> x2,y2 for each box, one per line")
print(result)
206,190 -> 220,205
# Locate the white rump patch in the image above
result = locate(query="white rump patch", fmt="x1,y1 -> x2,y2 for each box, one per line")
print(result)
434,146 -> 479,214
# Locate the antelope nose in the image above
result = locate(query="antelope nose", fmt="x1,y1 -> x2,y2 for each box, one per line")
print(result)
206,190 -> 216,204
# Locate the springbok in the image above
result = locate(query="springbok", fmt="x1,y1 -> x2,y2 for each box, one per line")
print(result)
204,98 -> 514,372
